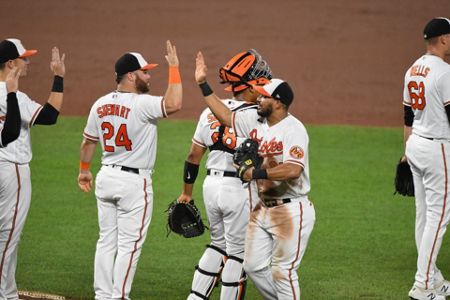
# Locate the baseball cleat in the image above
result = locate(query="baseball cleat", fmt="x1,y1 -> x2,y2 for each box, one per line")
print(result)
408,285 -> 446,300
435,280 -> 450,296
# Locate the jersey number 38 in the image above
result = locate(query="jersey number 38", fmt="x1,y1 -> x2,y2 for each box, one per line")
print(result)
101,121 -> 132,152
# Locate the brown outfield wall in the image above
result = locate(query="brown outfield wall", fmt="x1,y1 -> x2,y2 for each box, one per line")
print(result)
1,0 -> 449,127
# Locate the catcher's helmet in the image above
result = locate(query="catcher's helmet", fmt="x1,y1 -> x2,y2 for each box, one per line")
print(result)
219,49 -> 272,92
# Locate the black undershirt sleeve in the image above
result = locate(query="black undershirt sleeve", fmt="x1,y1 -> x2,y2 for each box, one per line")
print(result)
1,92 -> 21,147
445,104 -> 450,126
34,103 -> 59,125
404,105 -> 414,127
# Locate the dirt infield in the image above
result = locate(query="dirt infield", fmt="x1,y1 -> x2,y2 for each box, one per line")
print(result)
1,1 -> 449,127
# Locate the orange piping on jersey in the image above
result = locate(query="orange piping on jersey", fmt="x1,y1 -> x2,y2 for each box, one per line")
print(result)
83,132 -> 99,142
425,144 -> 448,289
29,105 -> 43,128
161,99 -> 167,118
122,178 -> 149,299
0,116 -> 5,121
192,138 -> 207,148
231,112 -> 238,136
288,202 -> 303,299
284,160 -> 304,168
0,164 -> 21,285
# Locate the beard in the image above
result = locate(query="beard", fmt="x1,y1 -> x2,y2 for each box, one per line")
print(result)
135,76 -> 149,94
257,105 -> 272,118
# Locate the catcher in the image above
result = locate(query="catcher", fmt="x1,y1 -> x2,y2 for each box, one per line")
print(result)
176,49 -> 272,300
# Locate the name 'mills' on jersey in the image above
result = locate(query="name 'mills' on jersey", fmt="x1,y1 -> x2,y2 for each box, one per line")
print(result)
83,91 -> 166,170
232,109 -> 310,200
192,99 -> 257,172
403,54 -> 450,138
0,82 -> 42,163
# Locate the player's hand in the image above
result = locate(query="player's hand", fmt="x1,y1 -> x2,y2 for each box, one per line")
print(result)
50,47 -> 65,77
177,193 -> 192,204
165,40 -> 179,67
78,171 -> 93,192
195,51 -> 207,84
5,67 -> 21,93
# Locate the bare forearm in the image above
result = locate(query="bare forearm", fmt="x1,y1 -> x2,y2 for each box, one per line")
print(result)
164,83 -> 182,115
266,163 -> 302,181
403,126 -> 412,149
204,93 -> 232,127
80,139 -> 97,163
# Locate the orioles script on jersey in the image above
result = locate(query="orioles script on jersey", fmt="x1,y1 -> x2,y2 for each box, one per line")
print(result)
249,129 -> 283,156
97,104 -> 131,119
410,64 -> 430,78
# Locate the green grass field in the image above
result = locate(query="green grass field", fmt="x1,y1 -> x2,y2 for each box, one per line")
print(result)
15,117 -> 450,299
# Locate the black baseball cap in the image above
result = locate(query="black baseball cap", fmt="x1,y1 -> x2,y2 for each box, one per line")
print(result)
0,38 -> 37,63
115,52 -> 158,76
253,78 -> 294,106
423,17 -> 450,40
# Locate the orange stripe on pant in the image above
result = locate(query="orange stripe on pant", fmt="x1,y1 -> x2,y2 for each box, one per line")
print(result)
425,144 -> 448,289
121,178 -> 148,300
0,164 -> 20,285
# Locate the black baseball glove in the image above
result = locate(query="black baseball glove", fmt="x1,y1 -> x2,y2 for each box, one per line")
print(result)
233,138 -> 262,182
394,158 -> 415,197
166,200 -> 206,238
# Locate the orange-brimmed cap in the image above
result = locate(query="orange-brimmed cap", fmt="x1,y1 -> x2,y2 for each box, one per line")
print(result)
253,78 -> 294,106
115,52 -> 158,76
0,38 -> 37,63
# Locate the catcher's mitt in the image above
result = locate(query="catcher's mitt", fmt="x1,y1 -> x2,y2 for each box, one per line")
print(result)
233,138 -> 262,182
394,158 -> 415,197
166,200 -> 206,238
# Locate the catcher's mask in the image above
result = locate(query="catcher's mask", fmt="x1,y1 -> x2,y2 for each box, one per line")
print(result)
219,49 -> 272,93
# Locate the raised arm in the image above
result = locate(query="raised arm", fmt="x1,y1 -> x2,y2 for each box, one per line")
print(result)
195,51 -> 232,127
35,47 -> 66,125
163,40 -> 182,115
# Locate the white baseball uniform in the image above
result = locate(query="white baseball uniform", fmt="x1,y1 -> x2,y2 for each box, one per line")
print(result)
404,54 -> 450,290
0,82 -> 42,300
232,109 -> 315,300
83,91 -> 166,300
187,99 -> 256,300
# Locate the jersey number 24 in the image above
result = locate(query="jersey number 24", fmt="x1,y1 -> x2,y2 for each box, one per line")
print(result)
101,122 -> 132,152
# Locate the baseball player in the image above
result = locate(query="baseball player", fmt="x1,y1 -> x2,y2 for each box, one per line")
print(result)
195,52 -> 315,300
403,18 -> 450,300
77,40 -> 182,300
177,49 -> 272,300
0,38 -> 66,300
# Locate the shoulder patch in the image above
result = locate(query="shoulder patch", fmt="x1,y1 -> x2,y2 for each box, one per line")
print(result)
289,146 -> 304,159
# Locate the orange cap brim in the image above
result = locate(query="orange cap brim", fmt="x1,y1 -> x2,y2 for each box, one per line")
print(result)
19,49 -> 38,58
252,85 -> 271,97
141,63 -> 158,71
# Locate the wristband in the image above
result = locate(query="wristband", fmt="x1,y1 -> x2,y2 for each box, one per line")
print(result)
51,76 -> 64,93
184,161 -> 199,184
80,161 -> 90,171
199,81 -> 213,97
252,168 -> 268,180
168,66 -> 181,84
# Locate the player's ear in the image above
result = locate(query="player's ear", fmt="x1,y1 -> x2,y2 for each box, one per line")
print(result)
126,72 -> 136,82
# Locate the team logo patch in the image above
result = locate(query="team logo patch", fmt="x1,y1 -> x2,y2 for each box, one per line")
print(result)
289,146 -> 304,159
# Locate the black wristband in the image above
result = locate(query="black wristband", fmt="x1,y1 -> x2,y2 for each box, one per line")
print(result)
252,168 -> 268,180
199,81 -> 213,97
184,161 -> 199,184
51,75 -> 64,93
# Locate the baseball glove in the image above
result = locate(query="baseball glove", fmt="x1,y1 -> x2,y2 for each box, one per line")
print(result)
233,138 -> 262,182
394,158 -> 415,197
166,200 -> 206,238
